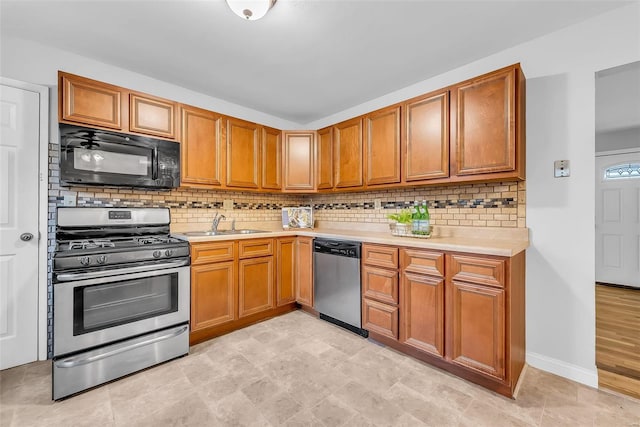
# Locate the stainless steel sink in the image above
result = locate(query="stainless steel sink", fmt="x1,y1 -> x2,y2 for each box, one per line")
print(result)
183,231 -> 228,236
183,229 -> 269,237
231,229 -> 269,234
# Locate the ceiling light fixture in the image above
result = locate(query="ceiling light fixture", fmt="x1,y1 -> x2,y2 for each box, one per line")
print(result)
226,0 -> 277,21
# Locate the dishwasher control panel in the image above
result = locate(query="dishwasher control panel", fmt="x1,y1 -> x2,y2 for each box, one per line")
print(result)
313,239 -> 361,259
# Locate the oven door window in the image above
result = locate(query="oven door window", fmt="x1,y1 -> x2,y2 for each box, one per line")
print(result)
73,273 -> 178,336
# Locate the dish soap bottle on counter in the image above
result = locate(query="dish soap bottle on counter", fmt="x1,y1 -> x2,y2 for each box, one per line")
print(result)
411,200 -> 431,236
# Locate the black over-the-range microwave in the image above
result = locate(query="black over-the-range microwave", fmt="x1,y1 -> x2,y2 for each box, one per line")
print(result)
59,124 -> 180,190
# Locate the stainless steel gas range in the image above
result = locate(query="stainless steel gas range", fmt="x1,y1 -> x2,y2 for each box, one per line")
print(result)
52,207 -> 190,400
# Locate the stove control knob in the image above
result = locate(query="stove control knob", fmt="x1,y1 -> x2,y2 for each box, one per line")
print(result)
165,249 -> 173,257
80,256 -> 91,266
153,250 -> 162,258
96,255 -> 107,264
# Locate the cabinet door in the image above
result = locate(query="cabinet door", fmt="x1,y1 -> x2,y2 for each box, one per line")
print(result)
276,238 -> 296,306
191,261 -> 235,331
451,66 -> 518,177
59,72 -> 123,130
296,237 -> 314,307
180,105 -> 223,187
316,126 -> 334,190
362,298 -> 398,340
226,118 -> 260,189
400,272 -> 444,357
334,117 -> 363,188
262,126 -> 282,190
365,105 -> 401,186
130,93 -> 177,139
238,256 -> 274,318
283,131 -> 315,192
447,280 -> 506,380
404,91 -> 449,181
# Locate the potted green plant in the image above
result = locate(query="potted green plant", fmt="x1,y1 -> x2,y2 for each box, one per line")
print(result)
387,208 -> 413,236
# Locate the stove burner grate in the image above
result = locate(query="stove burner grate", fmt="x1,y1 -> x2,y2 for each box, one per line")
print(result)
68,239 -> 116,250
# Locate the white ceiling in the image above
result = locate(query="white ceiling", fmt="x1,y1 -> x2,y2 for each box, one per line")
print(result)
0,0 -> 632,125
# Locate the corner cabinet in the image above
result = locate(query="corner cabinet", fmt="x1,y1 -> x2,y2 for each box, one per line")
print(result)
450,64 -> 525,181
283,131 -> 315,192
180,105 -> 224,188
362,243 -> 525,398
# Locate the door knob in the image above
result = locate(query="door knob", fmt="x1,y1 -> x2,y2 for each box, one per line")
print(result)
20,233 -> 34,242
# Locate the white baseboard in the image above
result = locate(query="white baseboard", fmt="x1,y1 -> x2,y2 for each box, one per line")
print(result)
526,351 -> 598,388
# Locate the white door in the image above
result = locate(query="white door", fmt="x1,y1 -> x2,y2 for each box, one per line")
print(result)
0,84 -> 40,369
595,150 -> 640,288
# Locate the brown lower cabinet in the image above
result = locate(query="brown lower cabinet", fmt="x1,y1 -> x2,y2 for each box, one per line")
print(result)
362,243 -> 525,398
190,236 -> 312,345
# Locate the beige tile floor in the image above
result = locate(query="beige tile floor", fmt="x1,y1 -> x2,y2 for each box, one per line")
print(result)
1,310 -> 639,426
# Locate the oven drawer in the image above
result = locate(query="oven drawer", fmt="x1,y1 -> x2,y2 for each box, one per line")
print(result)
53,323 -> 188,400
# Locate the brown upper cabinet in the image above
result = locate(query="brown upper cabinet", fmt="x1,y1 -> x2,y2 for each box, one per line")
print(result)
60,64 -> 524,194
364,105 -> 401,186
129,92 -> 177,139
59,71 -> 178,141
226,117 -> 261,189
450,64 -> 525,181
334,117 -> 364,189
59,72 -> 123,130
403,90 -> 450,182
180,105 -> 224,188
316,127 -> 334,190
261,126 -> 282,190
283,131 -> 315,192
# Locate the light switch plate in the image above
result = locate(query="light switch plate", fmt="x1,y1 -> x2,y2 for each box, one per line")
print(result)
554,160 -> 570,178
223,199 -> 234,210
374,199 -> 382,209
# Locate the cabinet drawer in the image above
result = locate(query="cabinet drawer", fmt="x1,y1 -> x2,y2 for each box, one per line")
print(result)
363,244 -> 398,269
191,241 -> 234,264
362,298 -> 398,340
401,249 -> 444,277
238,238 -> 274,259
362,266 -> 399,305
449,254 -> 505,288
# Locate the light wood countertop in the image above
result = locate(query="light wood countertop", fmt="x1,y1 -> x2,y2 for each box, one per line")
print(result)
173,223 -> 529,257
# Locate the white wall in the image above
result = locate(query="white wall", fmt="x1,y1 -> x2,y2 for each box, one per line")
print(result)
307,3 -> 640,386
0,36 -> 301,138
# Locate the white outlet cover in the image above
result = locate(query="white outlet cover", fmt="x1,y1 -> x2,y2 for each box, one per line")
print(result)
223,199 -> 234,210
374,199 -> 382,209
62,194 -> 77,206
554,160 -> 570,178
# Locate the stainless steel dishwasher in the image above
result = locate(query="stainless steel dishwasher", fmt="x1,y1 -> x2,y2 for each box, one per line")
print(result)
313,238 -> 368,337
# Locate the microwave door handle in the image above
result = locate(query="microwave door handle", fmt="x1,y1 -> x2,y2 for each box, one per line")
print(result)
152,147 -> 159,180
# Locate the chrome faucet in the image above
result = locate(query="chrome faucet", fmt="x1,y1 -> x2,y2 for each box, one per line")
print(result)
212,212 -> 226,231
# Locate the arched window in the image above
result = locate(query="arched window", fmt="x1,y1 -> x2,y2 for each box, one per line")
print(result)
603,163 -> 640,180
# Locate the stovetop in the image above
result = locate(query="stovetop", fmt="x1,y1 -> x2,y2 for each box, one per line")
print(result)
56,235 -> 187,254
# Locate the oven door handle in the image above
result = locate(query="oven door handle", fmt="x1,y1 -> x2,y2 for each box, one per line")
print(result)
55,259 -> 190,282
54,325 -> 188,369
